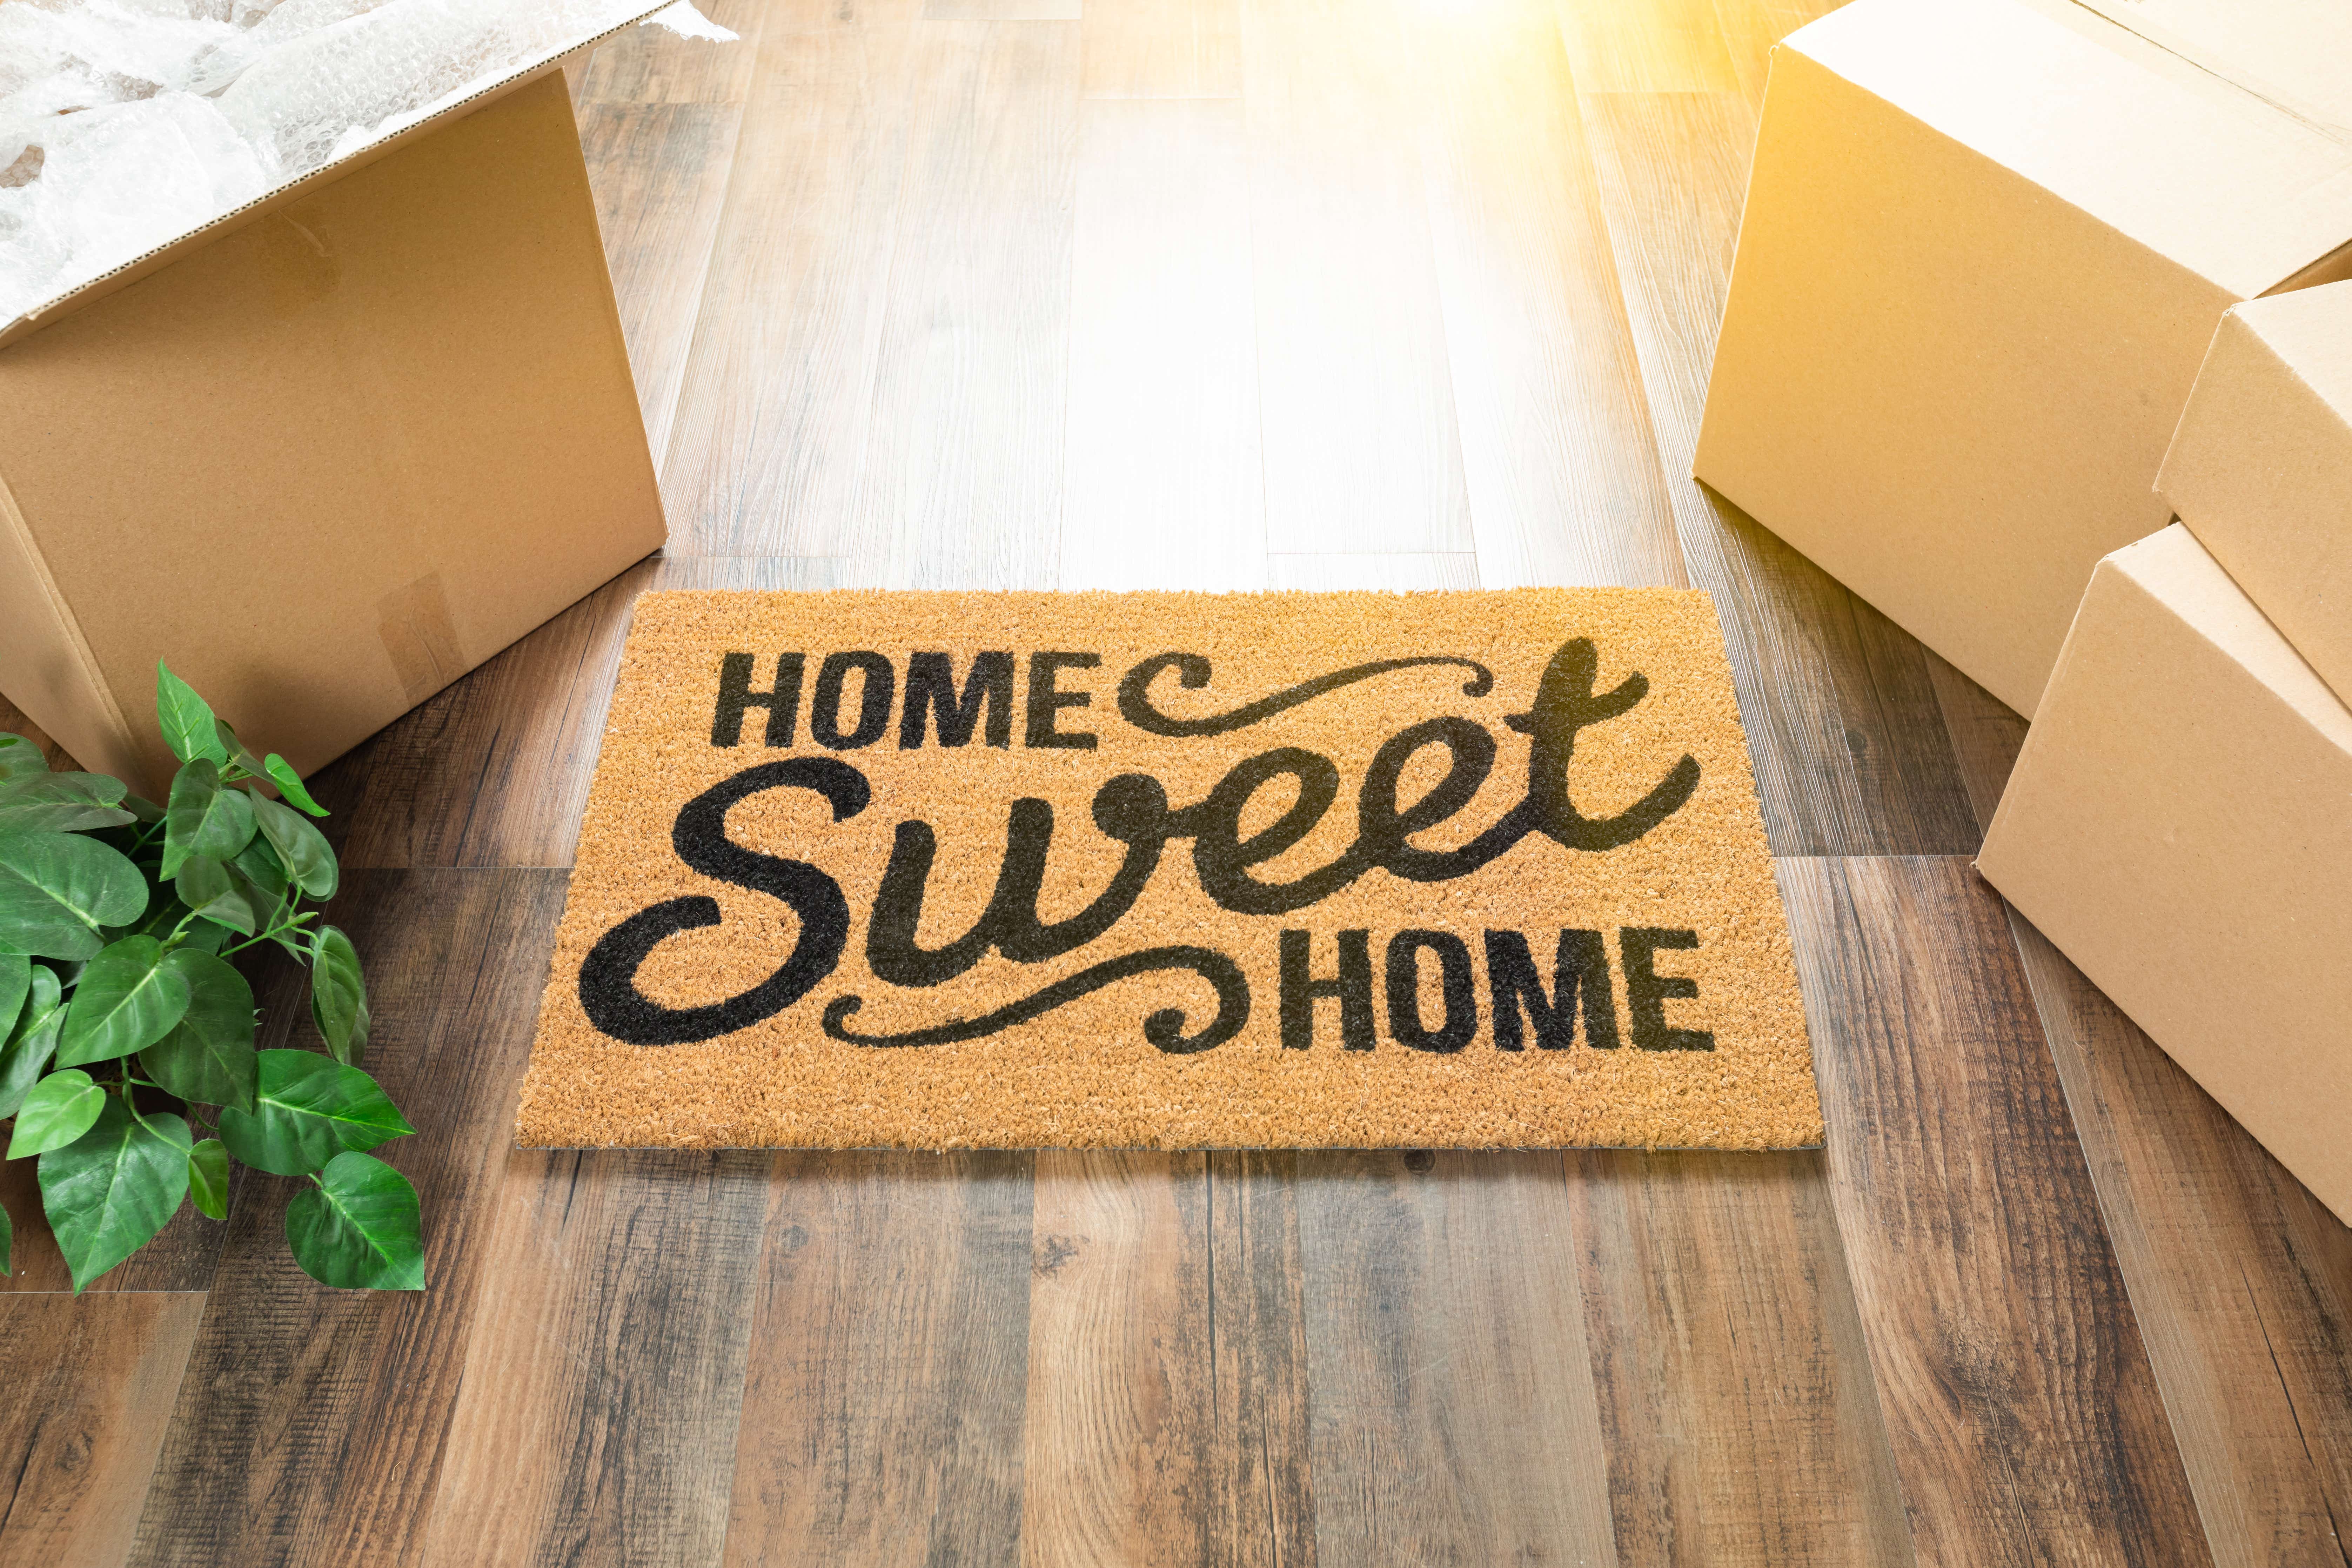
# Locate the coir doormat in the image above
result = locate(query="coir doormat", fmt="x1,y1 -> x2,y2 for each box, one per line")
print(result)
516,590 -> 1821,1149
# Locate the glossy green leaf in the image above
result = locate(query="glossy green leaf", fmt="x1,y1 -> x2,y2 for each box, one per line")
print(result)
286,1152 -> 422,1291
0,771 -> 135,834
140,950 -> 258,1114
0,964 -> 63,1118
121,792 -> 165,825
38,1100 -> 190,1291
172,857 -> 255,937
0,733 -> 48,780
251,792 -> 337,901
213,718 -> 266,779
216,1050 -> 413,1177
234,835 -> 290,901
187,1138 -> 230,1221
7,1068 -> 105,1157
155,663 -> 226,767
0,829 -> 149,960
56,937 -> 192,1067
263,755 -> 328,817
0,952 -> 27,1044
161,761 -> 255,880
309,927 -> 369,1067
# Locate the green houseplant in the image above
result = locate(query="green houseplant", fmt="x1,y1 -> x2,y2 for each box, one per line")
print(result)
0,664 -> 422,1291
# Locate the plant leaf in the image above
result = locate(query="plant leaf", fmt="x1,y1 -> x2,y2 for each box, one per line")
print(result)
0,951 -> 27,1044
213,719 -> 266,779
0,964 -> 63,1118
250,793 -> 337,901
0,771 -> 135,834
216,1050 -> 413,1177
172,857 -> 256,937
56,937 -> 192,1067
309,927 -> 369,1066
38,1100 -> 190,1291
155,663 -> 227,767
187,1138 -> 230,1221
0,829 -> 149,960
140,950 -> 258,1114
7,1068 -> 106,1157
286,1151 -> 423,1290
234,835 -> 290,901
0,733 -> 49,780
263,755 -> 328,817
121,792 -> 165,825
161,761 -> 255,881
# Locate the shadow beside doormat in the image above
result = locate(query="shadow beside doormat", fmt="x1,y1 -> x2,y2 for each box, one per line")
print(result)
516,589 -> 1821,1149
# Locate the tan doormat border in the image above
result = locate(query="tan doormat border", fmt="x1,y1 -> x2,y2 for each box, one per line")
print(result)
516,589 -> 1822,1149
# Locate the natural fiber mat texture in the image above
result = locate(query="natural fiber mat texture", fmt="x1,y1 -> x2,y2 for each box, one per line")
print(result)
517,589 -> 1821,1149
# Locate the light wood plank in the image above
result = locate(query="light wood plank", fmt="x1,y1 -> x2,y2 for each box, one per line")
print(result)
1709,0 -> 1845,111
324,556 -> 838,871
1569,1151 -> 1916,1566
1082,0 -> 1242,99
722,1153 -> 1032,1567
1059,99 -> 1265,591
658,15 -> 918,556
2008,915 -> 2352,1568
1265,552 -> 1479,589
1396,0 -> 1687,590
0,1294 -> 204,1568
1296,1151 -> 1620,1567
844,18 -> 1082,587
1583,89 -> 1978,856
577,0 -> 764,105
1241,0 -> 1474,554
1783,856 -> 2213,1566
128,870 -> 567,1568
1554,0 -> 1740,93
418,1150 -> 772,1568
927,0 -> 1082,18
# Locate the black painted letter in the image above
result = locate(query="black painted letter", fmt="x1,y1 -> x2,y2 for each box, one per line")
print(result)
1026,651 -> 1101,749
1386,930 -> 1476,1053
1484,929 -> 1617,1050
1621,927 -> 1713,1051
811,651 -> 896,750
711,652 -> 805,747
1279,929 -> 1373,1050
901,651 -> 1014,748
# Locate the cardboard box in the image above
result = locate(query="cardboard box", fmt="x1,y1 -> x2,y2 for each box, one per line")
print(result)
1978,524 -> 2352,1224
1695,0 -> 2352,715
2159,280 -> 2352,707
0,34 -> 666,794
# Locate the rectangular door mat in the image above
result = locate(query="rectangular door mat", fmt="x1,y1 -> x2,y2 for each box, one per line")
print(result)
516,589 -> 1822,1149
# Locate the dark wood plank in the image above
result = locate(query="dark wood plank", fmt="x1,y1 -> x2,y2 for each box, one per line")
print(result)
127,869 -> 566,1568
321,555 -> 838,871
1021,1152 -> 1315,1568
0,1293 -> 204,1568
417,1150 -> 772,1567
0,1136 -> 228,1294
1296,1151 -> 1619,1566
721,1152 -> 1032,1567
1781,856 -> 2213,1566
1923,651 -> 2026,839
1581,88 -> 1978,856
0,694 -> 70,770
1569,1150 -> 1916,1566
2007,914 -> 2352,1568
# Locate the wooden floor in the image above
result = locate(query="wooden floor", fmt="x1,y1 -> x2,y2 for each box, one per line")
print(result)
6,0 -> 2351,1562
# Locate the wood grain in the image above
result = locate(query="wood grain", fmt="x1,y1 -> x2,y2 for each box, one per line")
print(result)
1923,651 -> 2026,839
2007,914 -> 2352,1568
1569,1151 -> 1915,1566
1022,1152 -> 1315,1568
1708,0 -> 1844,110
1058,99 -> 1265,591
1296,1152 -> 1620,1567
1241,0 -> 1474,555
0,1293 -> 203,1568
322,555 -> 837,871
1397,0 -> 1688,590
1580,89 -> 1978,856
722,1152 -> 1033,1568
1783,856 -> 2213,1567
127,869 -> 566,1568
1555,0 -> 1740,93
1082,0 -> 1242,99
418,1150 -> 772,1568
1264,553 -> 1480,590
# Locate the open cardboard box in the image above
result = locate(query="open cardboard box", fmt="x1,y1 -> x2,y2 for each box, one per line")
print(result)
0,5 -> 672,795
1978,525 -> 2352,1224
1696,0 -> 2352,716
2159,279 -> 2352,708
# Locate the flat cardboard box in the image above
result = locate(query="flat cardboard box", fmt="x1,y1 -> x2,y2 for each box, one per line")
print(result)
1695,0 -> 2352,716
1978,524 -> 2352,1224
0,34 -> 666,795
2159,280 -> 2352,707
